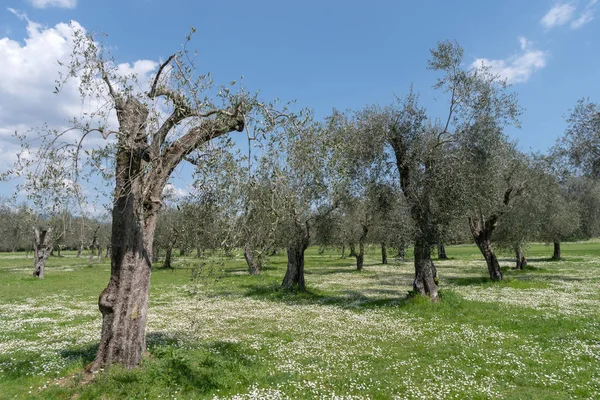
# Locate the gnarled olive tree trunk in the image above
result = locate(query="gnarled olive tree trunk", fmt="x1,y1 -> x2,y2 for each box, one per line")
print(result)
87,74 -> 245,372
282,221 -> 309,291
33,227 -> 52,279
469,216 -> 503,281
413,237 -> 438,298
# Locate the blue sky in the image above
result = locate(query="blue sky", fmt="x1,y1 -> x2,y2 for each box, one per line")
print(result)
0,0 -> 599,203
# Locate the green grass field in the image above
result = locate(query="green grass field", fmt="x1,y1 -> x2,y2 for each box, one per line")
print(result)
1,242 -> 599,399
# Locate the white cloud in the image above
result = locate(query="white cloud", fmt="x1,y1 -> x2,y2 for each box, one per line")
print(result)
541,3 -> 576,29
28,0 -> 78,9
471,38 -> 548,84
0,14 -> 158,184
540,1 -> 598,30
571,0 -> 598,28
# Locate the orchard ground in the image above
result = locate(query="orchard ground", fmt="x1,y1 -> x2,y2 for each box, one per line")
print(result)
0,242 -> 599,399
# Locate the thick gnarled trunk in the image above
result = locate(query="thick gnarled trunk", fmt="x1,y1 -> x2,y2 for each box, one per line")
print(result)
552,242 -> 561,260
33,227 -> 52,279
413,238 -> 438,298
282,222 -> 309,291
89,179 -> 158,371
282,242 -> 307,290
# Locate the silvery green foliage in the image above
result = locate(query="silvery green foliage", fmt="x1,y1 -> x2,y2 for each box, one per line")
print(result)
5,26 -> 285,218
558,98 -> 600,178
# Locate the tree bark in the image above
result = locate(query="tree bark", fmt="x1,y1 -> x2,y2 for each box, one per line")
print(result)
281,222 -> 309,291
105,245 -> 111,259
76,242 -> 83,258
552,242 -> 561,260
515,245 -> 527,270
412,237 -> 438,298
243,244 -> 262,275
381,242 -> 387,264
437,242 -> 448,260
469,216 -> 503,281
33,227 -> 52,279
340,244 -> 346,259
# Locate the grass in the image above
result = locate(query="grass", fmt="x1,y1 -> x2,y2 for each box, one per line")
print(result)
0,242 -> 599,399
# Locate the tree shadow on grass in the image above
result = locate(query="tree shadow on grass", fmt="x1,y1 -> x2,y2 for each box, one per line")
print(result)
445,276 -> 493,286
240,282 -> 411,309
60,342 -> 99,366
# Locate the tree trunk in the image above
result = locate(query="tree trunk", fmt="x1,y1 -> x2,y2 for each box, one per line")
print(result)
412,238 -> 438,298
162,245 -> 174,269
437,242 -> 448,260
105,245 -> 111,259
381,242 -> 388,264
57,246 -> 62,257
469,216 -> 503,281
76,242 -> 83,258
281,222 -> 309,291
196,245 -> 202,258
514,245 -> 527,270
33,227 -> 52,279
89,183 -> 159,371
282,243 -> 307,290
355,225 -> 368,271
340,244 -> 345,259
348,243 -> 357,258
552,242 -> 561,260
475,238 -> 502,280
97,247 -> 102,263
244,244 -> 262,275
179,247 -> 186,257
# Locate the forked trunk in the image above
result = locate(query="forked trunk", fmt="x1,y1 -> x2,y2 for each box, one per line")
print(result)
552,242 -> 561,260
412,238 -> 438,299
381,242 -> 387,264
243,244 -> 262,275
515,245 -> 527,270
33,227 -> 52,279
469,216 -> 503,281
437,242 -> 448,260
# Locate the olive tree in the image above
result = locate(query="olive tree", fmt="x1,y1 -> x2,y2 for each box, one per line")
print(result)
11,28 -> 286,370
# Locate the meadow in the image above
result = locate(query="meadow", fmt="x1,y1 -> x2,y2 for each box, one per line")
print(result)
0,243 -> 599,399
